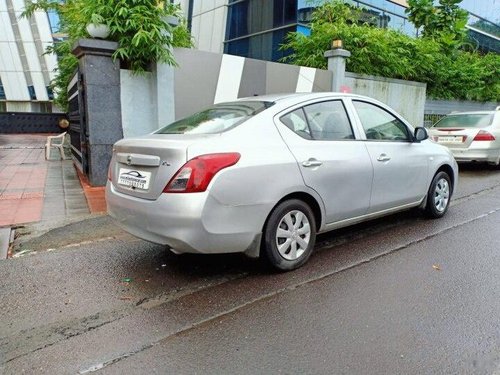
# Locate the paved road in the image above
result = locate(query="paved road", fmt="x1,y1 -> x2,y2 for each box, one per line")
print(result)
0,164 -> 499,374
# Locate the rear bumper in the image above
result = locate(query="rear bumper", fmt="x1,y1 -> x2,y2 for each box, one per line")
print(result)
449,147 -> 500,165
106,183 -> 265,255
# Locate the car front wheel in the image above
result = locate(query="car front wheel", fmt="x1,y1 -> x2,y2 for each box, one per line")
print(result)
424,171 -> 452,218
262,199 -> 316,271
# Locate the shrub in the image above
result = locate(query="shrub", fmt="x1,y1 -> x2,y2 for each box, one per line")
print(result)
282,1 -> 500,102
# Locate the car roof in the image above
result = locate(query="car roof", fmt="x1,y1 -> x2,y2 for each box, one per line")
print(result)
237,92 -> 374,105
444,111 -> 496,116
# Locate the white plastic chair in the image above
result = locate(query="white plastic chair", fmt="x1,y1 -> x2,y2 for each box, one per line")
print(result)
45,132 -> 67,160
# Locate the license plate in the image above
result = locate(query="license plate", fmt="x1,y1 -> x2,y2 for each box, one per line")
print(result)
118,168 -> 151,190
438,136 -> 463,143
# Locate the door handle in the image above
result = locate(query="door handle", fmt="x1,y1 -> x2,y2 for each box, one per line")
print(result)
302,159 -> 323,168
377,154 -> 391,162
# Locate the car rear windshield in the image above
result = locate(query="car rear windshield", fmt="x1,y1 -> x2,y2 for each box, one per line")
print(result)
156,101 -> 274,134
432,113 -> 493,128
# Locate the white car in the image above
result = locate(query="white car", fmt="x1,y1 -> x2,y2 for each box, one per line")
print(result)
107,93 -> 458,271
428,108 -> 500,165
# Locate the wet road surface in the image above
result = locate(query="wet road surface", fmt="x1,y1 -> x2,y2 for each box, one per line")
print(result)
1,164 -> 499,374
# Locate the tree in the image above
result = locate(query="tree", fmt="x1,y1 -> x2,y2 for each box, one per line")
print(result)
406,0 -> 468,50
22,0 -> 192,110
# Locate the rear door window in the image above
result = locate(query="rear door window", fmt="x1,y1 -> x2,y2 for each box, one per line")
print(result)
280,100 -> 354,140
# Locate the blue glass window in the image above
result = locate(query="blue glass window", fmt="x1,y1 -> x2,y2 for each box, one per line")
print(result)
47,86 -> 54,100
226,0 -> 297,40
225,26 -> 295,62
47,10 -> 61,34
0,77 -> 6,100
28,86 -> 37,100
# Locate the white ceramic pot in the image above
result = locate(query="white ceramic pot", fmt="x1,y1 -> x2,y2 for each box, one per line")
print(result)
86,23 -> 110,39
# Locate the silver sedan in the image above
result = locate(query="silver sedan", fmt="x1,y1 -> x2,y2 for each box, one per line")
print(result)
106,93 -> 458,271
428,109 -> 500,165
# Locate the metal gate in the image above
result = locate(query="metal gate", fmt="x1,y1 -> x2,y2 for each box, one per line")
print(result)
67,71 -> 88,174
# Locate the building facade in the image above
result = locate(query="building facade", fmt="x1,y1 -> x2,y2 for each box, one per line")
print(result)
1,0 -> 497,114
184,0 -> 500,60
0,0 -> 59,113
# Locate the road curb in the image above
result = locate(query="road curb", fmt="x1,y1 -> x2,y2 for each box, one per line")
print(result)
11,214 -> 126,255
0,227 -> 14,260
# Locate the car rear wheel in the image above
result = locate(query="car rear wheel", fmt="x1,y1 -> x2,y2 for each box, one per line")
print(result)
262,199 -> 316,271
424,171 -> 451,219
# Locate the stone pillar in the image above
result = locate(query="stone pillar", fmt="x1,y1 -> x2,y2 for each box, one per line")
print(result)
324,48 -> 351,92
72,39 -> 123,186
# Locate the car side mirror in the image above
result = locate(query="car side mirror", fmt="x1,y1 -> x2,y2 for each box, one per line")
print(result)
414,127 -> 428,142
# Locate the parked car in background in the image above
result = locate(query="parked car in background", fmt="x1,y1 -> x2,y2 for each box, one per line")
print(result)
106,93 -> 458,271
428,108 -> 500,166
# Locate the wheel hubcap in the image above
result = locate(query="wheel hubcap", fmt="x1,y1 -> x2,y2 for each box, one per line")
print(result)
275,210 -> 311,260
434,178 -> 450,212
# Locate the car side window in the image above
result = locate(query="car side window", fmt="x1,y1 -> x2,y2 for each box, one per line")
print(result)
280,108 -> 312,139
353,101 -> 410,141
303,101 -> 354,140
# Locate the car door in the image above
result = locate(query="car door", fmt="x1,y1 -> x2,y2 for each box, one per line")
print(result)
348,99 -> 428,213
275,99 -> 373,224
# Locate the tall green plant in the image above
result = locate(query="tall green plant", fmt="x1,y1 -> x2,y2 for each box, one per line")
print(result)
22,0 -> 192,110
406,0 -> 468,50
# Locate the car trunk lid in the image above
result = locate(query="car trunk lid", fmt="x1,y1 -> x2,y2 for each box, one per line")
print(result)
110,135 -> 208,200
431,127 -> 482,148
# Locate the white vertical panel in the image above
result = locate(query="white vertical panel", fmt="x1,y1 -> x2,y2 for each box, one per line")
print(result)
0,11 -> 16,41
193,0 -> 202,16
11,0 -> 26,11
31,71 -> 48,100
201,0 -> 215,13
214,54 -> 245,104
0,1 -> 8,11
16,15 -> 35,43
198,12 -> 213,52
34,11 -> 53,43
191,15 -> 201,49
5,72 -> 30,100
211,6 -> 226,53
296,67 -> 316,92
0,42 -> 15,71
42,42 -> 58,79
23,43 -> 43,72
0,41 -> 29,100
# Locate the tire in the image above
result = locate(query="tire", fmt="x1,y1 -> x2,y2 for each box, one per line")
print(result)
424,171 -> 452,219
262,199 -> 316,271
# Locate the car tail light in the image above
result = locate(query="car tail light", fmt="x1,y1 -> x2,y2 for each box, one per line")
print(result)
163,153 -> 241,193
473,130 -> 495,141
108,164 -> 112,181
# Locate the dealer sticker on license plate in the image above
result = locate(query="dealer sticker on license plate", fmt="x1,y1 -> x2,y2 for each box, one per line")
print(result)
118,168 -> 152,190
438,136 -> 463,143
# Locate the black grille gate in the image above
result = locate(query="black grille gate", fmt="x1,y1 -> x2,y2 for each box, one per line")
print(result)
67,71 -> 88,174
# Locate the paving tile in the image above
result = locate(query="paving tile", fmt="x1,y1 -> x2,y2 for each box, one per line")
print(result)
0,192 -> 23,200
13,198 -> 43,225
22,192 -> 44,199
